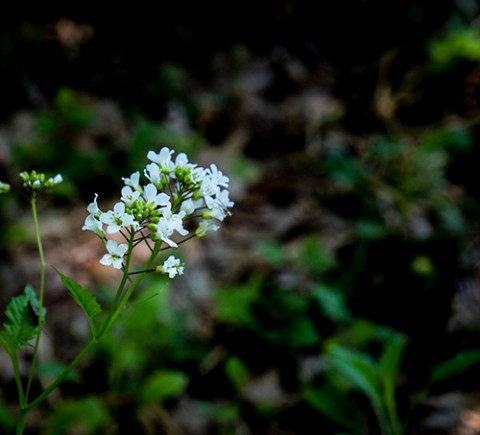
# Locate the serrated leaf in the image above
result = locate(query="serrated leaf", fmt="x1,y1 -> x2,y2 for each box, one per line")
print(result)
0,331 -> 20,355
52,266 -> 101,337
2,285 -> 41,348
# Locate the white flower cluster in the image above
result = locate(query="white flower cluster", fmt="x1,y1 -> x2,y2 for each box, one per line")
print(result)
82,147 -> 234,276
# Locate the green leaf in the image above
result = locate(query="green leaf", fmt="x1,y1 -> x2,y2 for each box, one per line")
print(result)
52,266 -> 101,337
312,284 -> 351,323
430,349 -> 480,385
328,345 -> 380,406
379,334 -> 406,387
328,344 -> 390,433
2,285 -> 42,348
303,384 -> 362,431
0,332 -> 19,355
0,398 -> 14,431
47,396 -> 111,434
379,334 -> 406,434
215,277 -> 261,327
140,370 -> 189,404
225,356 -> 250,391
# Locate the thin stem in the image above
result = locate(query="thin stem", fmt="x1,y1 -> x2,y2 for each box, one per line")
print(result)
20,224 -> 162,429
23,339 -> 96,412
103,242 -> 161,332
25,196 -> 46,402
106,232 -> 136,326
0,337 -> 25,407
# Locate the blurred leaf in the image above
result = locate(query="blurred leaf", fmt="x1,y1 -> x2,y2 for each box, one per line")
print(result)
195,400 -> 240,424
355,219 -> 389,240
231,154 -> 261,182
336,320 -> 393,350
419,128 -> 472,153
379,334 -> 406,434
52,266 -> 101,337
328,345 -> 380,406
328,344 -> 390,434
298,236 -> 336,275
254,240 -> 286,266
47,396 -> 111,435
0,399 -> 14,431
323,149 -> 367,189
312,284 -> 352,323
411,255 -> 435,277
303,384 -> 362,432
379,334 -> 406,387
140,370 -> 189,403
282,317 -> 320,348
54,87 -> 92,128
215,277 -> 261,326
38,361 -> 81,383
430,349 -> 480,385
429,28 -> 480,70
225,356 -> 250,392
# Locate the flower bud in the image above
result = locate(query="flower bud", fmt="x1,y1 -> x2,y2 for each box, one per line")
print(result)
0,181 -> 10,193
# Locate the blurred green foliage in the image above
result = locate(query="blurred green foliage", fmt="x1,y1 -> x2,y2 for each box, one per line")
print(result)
3,4 -> 480,434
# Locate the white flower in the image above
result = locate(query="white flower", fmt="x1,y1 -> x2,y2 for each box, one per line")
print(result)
208,164 -> 229,187
82,215 -> 105,237
205,190 -> 234,221
174,153 -> 190,168
100,202 -> 135,233
143,183 -> 170,209
156,204 -> 188,247
189,166 -> 206,185
46,174 -> 63,187
147,147 -> 174,168
87,193 -> 102,217
100,240 -> 129,269
200,164 -> 229,196
122,171 -> 141,189
158,255 -> 184,278
144,163 -> 162,186
195,220 -> 219,237
180,199 -> 195,216
121,186 -> 141,207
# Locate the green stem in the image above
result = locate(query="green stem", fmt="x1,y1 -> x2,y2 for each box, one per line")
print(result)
25,196 -> 46,402
113,233 -> 136,304
23,339 -> 96,412
24,238 -> 162,416
0,337 -> 25,408
11,351 -> 25,408
101,242 -> 161,334
16,409 -> 26,435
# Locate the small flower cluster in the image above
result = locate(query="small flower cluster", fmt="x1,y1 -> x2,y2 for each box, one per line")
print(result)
83,147 -> 234,277
19,170 -> 63,194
